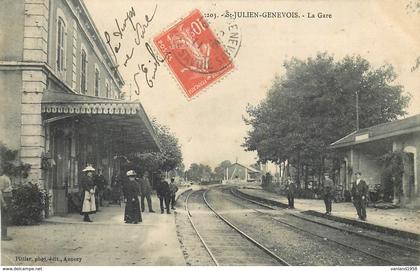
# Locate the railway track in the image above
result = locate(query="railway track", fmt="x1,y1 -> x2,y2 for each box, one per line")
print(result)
184,189 -> 290,266
227,187 -> 419,266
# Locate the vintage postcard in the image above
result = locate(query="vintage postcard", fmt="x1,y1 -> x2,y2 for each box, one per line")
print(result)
0,0 -> 419,270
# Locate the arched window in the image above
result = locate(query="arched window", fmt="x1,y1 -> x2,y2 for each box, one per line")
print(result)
57,17 -> 66,72
80,49 -> 87,93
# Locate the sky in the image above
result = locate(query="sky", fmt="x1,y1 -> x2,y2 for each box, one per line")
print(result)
84,0 -> 420,169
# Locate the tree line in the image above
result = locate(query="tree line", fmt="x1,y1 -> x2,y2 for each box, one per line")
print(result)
242,53 -> 410,189
126,119 -> 183,186
185,160 -> 243,183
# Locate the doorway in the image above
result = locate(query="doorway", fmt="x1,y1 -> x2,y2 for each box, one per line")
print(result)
403,145 -> 417,204
406,152 -> 415,199
52,127 -> 71,215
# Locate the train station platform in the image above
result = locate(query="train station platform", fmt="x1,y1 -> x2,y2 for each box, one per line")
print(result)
237,187 -> 420,238
2,187 -> 191,266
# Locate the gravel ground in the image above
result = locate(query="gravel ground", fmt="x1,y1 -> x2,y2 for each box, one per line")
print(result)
234,187 -> 420,249
227,188 -> 420,265
292,212 -> 420,249
2,203 -> 186,266
2,223 -> 154,266
206,188 -> 389,266
189,190 -> 283,265
174,191 -> 216,266
239,187 -> 420,235
175,190 -> 284,265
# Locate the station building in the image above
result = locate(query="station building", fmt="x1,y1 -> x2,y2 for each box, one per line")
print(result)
226,162 -> 261,182
330,114 -> 420,206
0,0 -> 160,215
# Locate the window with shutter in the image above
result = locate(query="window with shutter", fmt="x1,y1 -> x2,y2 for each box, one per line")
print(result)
57,18 -> 66,72
81,49 -> 87,94
94,67 -> 100,96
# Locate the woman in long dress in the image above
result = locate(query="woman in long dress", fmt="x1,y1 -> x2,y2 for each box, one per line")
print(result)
123,170 -> 142,224
80,165 -> 96,222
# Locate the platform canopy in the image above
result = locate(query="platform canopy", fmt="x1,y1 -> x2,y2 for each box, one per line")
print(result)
330,114 -> 420,149
41,91 -> 161,153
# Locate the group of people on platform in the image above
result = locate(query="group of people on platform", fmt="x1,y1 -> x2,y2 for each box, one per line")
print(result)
79,166 -> 178,223
285,171 -> 369,221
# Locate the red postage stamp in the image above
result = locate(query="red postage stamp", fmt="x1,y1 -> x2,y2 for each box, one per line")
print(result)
153,9 -> 234,98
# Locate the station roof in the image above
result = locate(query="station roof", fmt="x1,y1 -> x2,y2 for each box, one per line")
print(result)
330,114 -> 420,149
229,162 -> 260,173
41,91 -> 161,153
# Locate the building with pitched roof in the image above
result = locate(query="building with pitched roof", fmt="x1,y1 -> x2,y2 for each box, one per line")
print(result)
330,114 -> 420,206
0,0 -> 160,215
226,162 -> 261,182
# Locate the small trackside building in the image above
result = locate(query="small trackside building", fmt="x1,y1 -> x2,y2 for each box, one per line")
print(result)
330,114 -> 420,207
226,162 -> 261,182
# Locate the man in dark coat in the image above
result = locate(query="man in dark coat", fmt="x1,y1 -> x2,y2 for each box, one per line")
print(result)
139,171 -> 155,213
286,176 -> 296,209
322,172 -> 334,215
168,177 -> 179,210
351,171 -> 369,221
156,176 -> 171,214
111,173 -> 122,205
94,168 -> 106,210
123,170 -> 142,224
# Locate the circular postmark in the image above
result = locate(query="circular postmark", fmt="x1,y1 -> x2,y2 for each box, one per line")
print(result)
213,18 -> 241,59
167,12 -> 241,75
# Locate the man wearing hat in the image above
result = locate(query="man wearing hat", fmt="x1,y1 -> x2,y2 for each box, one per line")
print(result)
0,168 -> 13,240
286,176 -> 296,209
156,174 -> 171,214
123,170 -> 142,223
351,171 -> 369,221
81,165 -> 96,222
168,177 -> 179,210
322,172 -> 334,215
139,171 -> 155,213
93,168 -> 106,211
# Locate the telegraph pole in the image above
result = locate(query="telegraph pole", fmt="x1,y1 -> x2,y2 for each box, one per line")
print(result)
356,90 -> 359,130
